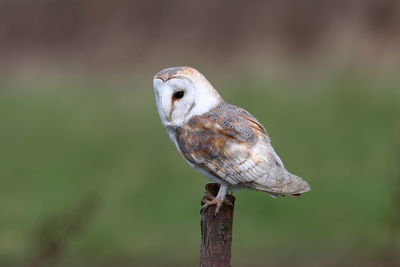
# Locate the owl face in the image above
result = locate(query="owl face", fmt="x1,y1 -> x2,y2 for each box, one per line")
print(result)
153,67 -> 222,128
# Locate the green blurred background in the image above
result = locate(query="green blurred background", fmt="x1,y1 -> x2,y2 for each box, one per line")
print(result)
1,1 -> 400,266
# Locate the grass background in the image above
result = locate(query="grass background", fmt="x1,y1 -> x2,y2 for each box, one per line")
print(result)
0,69 -> 399,266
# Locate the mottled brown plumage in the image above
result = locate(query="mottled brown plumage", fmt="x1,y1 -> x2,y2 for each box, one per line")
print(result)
175,102 -> 309,196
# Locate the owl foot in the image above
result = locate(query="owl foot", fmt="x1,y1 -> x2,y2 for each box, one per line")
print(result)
201,193 -> 233,215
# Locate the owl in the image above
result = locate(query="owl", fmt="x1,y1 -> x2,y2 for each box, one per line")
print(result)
153,66 -> 310,214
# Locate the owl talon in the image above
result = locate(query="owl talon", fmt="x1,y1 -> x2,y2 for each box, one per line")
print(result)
201,197 -> 232,215
205,193 -> 233,207
201,198 -> 224,215
205,192 -> 215,201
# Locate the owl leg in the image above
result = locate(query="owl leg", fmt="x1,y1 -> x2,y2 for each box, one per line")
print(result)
201,183 -> 232,215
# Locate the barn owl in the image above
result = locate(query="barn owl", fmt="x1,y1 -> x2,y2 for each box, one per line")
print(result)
153,66 -> 310,214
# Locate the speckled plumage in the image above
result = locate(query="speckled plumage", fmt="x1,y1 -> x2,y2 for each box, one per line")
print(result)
153,66 -> 310,213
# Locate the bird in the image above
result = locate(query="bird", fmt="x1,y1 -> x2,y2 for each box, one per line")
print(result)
153,66 -> 311,214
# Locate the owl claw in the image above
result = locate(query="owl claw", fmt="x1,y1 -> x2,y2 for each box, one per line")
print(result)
201,194 -> 233,215
204,193 -> 233,206
201,198 -> 223,215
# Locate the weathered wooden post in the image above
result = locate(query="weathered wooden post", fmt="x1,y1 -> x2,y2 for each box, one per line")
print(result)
200,183 -> 235,267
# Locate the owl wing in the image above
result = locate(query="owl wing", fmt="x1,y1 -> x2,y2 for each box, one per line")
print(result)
179,103 -> 310,195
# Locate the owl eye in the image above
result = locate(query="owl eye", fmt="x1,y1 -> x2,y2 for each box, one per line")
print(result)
173,91 -> 185,100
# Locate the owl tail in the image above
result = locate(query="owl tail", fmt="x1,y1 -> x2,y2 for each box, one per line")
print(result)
262,171 -> 311,198
284,172 -> 311,196
248,168 -> 311,197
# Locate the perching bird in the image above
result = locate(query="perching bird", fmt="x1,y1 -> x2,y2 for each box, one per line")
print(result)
153,66 -> 310,214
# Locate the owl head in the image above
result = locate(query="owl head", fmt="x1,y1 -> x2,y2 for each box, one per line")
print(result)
153,66 -> 223,128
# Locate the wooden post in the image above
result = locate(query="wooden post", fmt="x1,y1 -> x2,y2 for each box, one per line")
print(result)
200,183 -> 235,267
